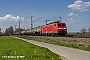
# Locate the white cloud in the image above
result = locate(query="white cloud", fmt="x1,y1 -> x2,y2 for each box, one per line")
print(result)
68,0 -> 90,11
68,12 -> 78,16
0,14 -> 24,21
70,18 -> 78,23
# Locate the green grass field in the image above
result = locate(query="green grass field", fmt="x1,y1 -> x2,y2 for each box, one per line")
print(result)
0,36 -> 61,60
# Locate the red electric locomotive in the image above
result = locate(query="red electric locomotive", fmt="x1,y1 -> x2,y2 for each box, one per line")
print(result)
41,21 -> 67,36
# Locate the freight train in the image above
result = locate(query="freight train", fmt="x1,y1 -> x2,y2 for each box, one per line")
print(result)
17,21 -> 67,36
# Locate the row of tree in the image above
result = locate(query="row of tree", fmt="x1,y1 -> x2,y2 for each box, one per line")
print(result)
4,26 -> 24,36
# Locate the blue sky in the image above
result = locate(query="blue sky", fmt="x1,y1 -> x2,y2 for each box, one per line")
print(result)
0,0 -> 90,32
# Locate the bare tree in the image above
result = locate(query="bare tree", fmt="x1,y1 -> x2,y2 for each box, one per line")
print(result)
5,26 -> 14,36
9,26 -> 14,35
0,28 -> 1,36
81,28 -> 87,33
5,28 -> 9,36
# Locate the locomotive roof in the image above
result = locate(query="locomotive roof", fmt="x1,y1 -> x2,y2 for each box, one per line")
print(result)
47,21 -> 65,25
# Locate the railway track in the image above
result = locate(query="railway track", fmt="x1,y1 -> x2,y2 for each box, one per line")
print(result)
17,35 -> 90,42
19,34 -> 90,38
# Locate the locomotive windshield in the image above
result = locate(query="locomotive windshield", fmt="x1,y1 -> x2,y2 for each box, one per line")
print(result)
58,23 -> 65,26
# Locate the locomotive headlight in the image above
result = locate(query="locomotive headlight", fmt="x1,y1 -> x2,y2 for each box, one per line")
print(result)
64,28 -> 66,29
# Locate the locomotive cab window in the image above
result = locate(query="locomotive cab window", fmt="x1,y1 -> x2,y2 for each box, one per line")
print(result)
58,23 -> 65,26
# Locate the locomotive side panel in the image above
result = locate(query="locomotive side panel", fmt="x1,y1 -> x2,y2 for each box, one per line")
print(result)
41,23 -> 58,35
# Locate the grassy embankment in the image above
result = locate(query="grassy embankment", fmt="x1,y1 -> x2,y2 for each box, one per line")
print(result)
0,36 -> 61,60
19,36 -> 90,51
